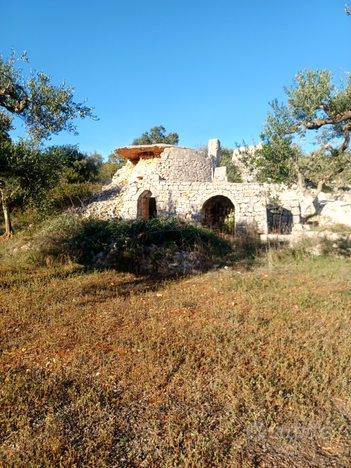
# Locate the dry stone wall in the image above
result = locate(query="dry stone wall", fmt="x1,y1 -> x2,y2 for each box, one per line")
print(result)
78,141 -> 305,235
79,178 -> 270,234
156,146 -> 213,182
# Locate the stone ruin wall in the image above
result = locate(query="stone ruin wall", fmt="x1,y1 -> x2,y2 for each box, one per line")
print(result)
79,178 -> 269,234
232,144 -> 351,229
78,140 -> 306,235
153,146 -> 214,182
78,138 -> 351,237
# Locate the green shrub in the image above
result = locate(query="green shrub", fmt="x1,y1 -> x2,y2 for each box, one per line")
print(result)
69,217 -> 233,272
1,215 -> 235,273
40,182 -> 102,215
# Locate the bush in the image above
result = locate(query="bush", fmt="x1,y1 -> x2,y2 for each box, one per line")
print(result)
68,217 -> 233,273
40,182 -> 102,215
1,216 -> 234,274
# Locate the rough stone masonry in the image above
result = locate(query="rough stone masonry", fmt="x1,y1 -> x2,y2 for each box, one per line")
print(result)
78,139 -> 303,235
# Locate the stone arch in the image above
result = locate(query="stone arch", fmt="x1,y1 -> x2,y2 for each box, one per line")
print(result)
137,188 -> 158,220
201,194 -> 235,233
199,190 -> 239,214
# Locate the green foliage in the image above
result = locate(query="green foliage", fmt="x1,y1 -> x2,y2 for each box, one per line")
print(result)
240,69 -> 351,190
219,147 -> 242,182
199,144 -> 242,182
132,125 -> 179,145
23,216 -> 232,272
284,70 -> 350,136
70,217 -> 231,271
40,182 -> 102,216
0,50 -> 96,141
97,153 -> 126,179
0,139 -> 64,207
0,140 -> 105,230
222,209 -> 235,235
0,140 -> 104,231
0,111 -> 12,141
0,50 -> 97,235
46,145 -> 103,183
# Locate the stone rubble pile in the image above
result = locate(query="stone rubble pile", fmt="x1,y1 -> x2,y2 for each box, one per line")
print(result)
260,229 -> 351,258
315,193 -> 351,227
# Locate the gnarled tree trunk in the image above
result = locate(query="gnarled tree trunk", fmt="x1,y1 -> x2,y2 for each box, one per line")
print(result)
0,188 -> 13,239
299,183 -> 324,219
296,165 -> 343,219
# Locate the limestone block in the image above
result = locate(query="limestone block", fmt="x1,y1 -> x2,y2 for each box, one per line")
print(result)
208,139 -> 221,174
293,215 -> 300,224
214,166 -> 228,182
123,201 -> 137,209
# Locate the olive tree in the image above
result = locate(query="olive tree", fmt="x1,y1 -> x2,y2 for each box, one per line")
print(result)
132,126 -> 179,145
0,50 -> 96,237
239,69 -> 351,217
0,140 -> 66,234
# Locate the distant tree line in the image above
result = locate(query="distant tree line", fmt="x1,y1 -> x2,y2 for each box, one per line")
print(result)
132,126 -> 179,145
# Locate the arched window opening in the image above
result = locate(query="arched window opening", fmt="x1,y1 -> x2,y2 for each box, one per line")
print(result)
201,195 -> 235,233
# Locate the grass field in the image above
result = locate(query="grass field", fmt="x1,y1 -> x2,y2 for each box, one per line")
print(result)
1,249 -> 351,467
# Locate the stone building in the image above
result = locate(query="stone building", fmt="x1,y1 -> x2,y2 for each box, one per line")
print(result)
80,139 -> 302,235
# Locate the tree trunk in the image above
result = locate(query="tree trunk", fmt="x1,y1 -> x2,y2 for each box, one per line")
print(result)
295,168 -> 325,219
0,190 -> 13,239
299,181 -> 324,219
300,194 -> 317,218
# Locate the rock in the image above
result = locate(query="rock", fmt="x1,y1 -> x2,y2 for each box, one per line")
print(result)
307,245 -> 322,256
188,252 -> 197,262
173,252 -> 183,263
145,244 -> 157,252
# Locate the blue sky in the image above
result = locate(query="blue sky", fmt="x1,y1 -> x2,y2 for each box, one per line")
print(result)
1,0 -> 350,159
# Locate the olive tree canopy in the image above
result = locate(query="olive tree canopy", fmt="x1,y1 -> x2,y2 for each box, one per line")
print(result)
0,51 -> 96,141
239,69 -> 351,216
132,126 -> 179,146
0,51 -> 97,237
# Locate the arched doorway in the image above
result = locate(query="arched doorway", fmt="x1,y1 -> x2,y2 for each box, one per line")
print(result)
201,195 -> 235,233
137,190 -> 157,220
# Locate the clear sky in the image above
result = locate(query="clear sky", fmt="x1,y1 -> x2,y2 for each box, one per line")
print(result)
1,0 -> 350,159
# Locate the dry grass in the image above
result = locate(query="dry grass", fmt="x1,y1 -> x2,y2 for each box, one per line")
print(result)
1,255 -> 351,467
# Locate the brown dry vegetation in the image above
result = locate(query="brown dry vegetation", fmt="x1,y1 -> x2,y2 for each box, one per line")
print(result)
0,254 -> 351,467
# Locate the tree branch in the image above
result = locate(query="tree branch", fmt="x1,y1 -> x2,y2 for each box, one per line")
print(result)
324,143 -> 340,156
340,122 -> 351,153
0,81 -> 31,114
303,111 -> 351,130
323,122 -> 350,156
295,165 -> 308,196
